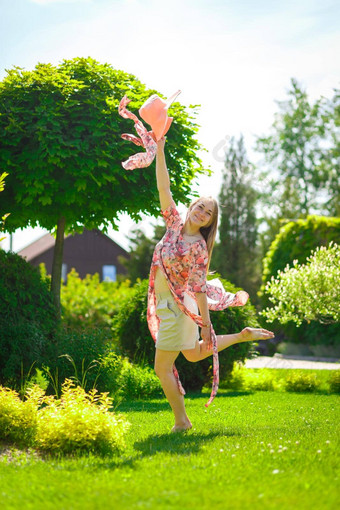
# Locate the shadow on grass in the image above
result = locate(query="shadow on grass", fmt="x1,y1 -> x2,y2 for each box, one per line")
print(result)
188,390 -> 253,400
133,428 -> 238,457
117,390 -> 253,414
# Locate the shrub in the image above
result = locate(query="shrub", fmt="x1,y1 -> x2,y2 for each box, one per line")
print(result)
222,364 -> 277,392
36,380 -> 129,455
261,242 -> 340,326
328,370 -> 340,393
242,370 -> 276,391
0,386 -> 38,446
259,215 -> 340,346
284,372 -> 321,392
60,268 -> 133,331
0,381 -> 129,455
0,250 -> 58,386
95,352 -> 162,400
113,278 -> 261,391
119,359 -> 162,400
43,327 -> 114,395
43,331 -> 162,401
221,362 -> 246,390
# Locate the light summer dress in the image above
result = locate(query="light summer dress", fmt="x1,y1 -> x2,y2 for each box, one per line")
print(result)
147,200 -> 249,407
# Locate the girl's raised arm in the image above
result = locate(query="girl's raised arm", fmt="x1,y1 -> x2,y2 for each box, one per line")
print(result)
156,138 -> 172,211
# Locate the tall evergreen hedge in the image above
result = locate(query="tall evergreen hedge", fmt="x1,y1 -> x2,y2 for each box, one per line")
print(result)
0,250 -> 58,385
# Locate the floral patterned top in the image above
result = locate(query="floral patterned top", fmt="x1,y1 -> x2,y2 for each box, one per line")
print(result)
147,200 -> 249,407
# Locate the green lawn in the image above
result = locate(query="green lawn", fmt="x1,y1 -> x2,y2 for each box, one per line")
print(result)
1,387 -> 339,510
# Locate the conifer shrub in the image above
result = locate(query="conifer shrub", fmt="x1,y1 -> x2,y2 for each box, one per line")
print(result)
113,278 -> 261,391
0,250 -> 58,386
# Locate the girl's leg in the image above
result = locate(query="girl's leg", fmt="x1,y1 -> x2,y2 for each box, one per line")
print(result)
182,327 -> 274,362
154,348 -> 192,431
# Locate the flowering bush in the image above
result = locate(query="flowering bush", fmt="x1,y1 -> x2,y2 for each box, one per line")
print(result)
261,242 -> 340,326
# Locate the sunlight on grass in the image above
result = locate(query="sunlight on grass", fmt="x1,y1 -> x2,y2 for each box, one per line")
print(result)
1,389 -> 339,510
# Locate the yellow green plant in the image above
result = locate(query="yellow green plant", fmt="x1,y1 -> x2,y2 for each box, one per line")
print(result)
0,380 -> 129,455
60,268 -> 133,330
0,386 -> 40,445
328,370 -> 340,393
284,372 -> 321,392
36,379 -> 129,454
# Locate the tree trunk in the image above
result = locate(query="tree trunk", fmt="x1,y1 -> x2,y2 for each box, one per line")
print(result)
51,216 -> 66,319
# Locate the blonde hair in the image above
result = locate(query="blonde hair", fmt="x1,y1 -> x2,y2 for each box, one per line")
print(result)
186,196 -> 219,272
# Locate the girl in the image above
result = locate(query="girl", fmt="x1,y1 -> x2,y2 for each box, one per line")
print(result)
147,137 -> 274,432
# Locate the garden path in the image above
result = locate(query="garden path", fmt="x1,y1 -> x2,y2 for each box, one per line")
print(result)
244,353 -> 339,370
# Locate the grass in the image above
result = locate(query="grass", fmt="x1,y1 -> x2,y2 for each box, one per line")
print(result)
0,376 -> 339,510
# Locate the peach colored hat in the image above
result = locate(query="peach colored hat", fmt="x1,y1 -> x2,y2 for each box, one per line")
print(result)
139,90 -> 181,141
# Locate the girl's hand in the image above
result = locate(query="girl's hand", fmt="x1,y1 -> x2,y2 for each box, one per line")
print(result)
201,326 -> 212,350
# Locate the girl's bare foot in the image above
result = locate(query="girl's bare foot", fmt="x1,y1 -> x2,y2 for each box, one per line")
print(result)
238,327 -> 275,343
171,419 -> 192,433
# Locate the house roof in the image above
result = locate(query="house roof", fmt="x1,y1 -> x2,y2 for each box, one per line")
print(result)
18,230 -> 127,262
18,233 -> 58,261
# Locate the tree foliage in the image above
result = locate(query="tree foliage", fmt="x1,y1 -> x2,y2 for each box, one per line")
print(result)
0,172 -> 9,241
0,57 -> 205,310
261,242 -> 340,326
118,224 -> 165,283
0,57 -> 204,232
212,135 -> 259,301
255,78 -> 340,253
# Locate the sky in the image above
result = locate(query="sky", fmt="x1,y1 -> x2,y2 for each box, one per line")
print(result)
0,0 -> 339,251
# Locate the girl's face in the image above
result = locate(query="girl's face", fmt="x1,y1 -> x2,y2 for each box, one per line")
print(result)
188,198 -> 214,228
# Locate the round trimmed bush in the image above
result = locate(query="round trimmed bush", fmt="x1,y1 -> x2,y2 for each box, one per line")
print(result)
112,278 -> 261,391
0,250 -> 58,386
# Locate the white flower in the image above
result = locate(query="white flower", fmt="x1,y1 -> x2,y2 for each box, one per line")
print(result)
272,469 -> 280,474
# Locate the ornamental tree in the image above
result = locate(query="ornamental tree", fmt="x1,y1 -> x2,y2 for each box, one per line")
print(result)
260,242 -> 340,326
0,57 -> 204,314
